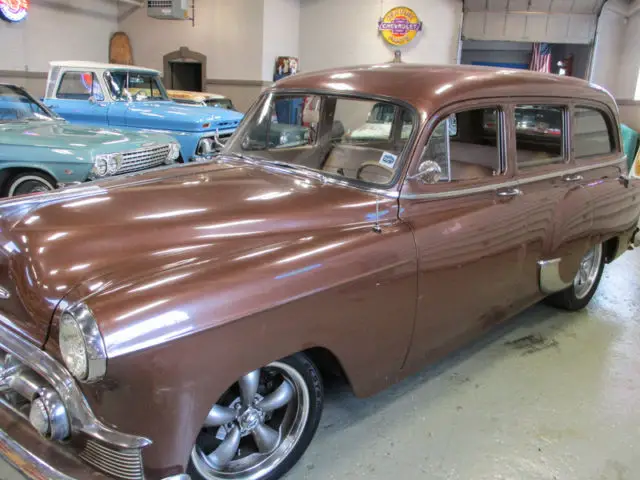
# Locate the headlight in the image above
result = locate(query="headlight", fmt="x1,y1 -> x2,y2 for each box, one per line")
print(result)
279,133 -> 289,145
167,142 -> 180,163
58,304 -> 107,382
91,153 -> 122,178
197,137 -> 214,156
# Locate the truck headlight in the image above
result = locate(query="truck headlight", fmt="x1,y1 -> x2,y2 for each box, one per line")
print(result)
197,137 -> 214,156
91,153 -> 122,178
58,304 -> 107,382
167,142 -> 180,163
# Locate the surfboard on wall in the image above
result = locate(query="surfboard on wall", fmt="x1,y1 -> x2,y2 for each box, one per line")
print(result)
109,32 -> 134,65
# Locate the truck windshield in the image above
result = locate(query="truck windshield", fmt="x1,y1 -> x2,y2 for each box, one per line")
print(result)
0,85 -> 54,123
105,71 -> 169,101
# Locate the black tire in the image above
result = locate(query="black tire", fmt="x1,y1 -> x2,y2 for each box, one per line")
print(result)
545,243 -> 605,311
3,172 -> 56,197
188,352 -> 324,480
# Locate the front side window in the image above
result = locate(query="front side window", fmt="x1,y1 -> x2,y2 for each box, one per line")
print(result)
421,107 -> 502,183
105,71 -> 168,101
57,72 -> 104,101
573,106 -> 615,158
514,105 -> 565,169
224,92 -> 417,187
0,85 -> 54,122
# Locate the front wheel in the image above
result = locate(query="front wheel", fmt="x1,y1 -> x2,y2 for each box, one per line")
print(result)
188,353 -> 323,480
4,172 -> 56,197
545,242 -> 604,311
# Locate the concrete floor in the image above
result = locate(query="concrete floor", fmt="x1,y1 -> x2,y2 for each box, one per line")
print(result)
3,249 -> 640,480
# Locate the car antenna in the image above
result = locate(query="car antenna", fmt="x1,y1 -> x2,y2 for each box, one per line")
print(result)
372,195 -> 382,234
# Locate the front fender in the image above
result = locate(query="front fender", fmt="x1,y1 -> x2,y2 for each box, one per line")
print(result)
0,146 -> 93,183
58,222 -> 417,476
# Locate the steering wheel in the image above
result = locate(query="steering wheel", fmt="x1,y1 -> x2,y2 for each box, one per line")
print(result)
356,160 -> 395,184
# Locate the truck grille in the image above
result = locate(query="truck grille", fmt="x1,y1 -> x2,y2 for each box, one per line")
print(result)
120,145 -> 170,174
79,439 -> 144,480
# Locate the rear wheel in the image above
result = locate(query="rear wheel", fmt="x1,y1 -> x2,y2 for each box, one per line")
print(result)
188,353 -> 323,480
4,172 -> 56,197
545,243 -> 604,311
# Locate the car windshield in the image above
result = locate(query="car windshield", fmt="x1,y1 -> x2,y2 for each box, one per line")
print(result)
105,70 -> 169,101
224,92 -> 417,187
0,85 -> 55,123
205,98 -> 235,110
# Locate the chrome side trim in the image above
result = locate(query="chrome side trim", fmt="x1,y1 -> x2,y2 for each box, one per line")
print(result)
0,325 -> 150,449
538,258 -> 572,294
400,158 -> 623,200
162,475 -> 191,480
0,427 -> 74,480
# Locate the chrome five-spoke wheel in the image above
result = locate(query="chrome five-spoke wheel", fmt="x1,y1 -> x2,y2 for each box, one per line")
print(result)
573,243 -> 603,300
546,242 -> 605,311
190,354 -> 323,480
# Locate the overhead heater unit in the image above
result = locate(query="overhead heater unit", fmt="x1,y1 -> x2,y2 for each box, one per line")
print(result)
147,0 -> 189,20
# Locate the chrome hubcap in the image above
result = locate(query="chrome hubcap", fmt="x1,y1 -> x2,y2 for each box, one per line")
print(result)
191,361 -> 309,480
573,243 -> 602,299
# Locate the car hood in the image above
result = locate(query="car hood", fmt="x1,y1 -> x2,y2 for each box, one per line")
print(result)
126,102 -> 243,132
0,158 -> 394,345
0,120 -> 173,152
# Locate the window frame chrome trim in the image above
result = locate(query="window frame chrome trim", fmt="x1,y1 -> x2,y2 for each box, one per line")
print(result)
400,158 -> 624,200
0,324 -> 151,449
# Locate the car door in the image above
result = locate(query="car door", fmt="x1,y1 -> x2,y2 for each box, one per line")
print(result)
399,102 -> 527,370
46,71 -> 109,126
507,101 -> 593,297
570,103 -> 640,257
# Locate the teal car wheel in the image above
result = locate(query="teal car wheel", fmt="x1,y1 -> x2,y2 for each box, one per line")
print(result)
5,172 -> 56,197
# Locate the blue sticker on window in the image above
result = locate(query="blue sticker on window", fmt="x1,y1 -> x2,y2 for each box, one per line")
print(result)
379,151 -> 397,169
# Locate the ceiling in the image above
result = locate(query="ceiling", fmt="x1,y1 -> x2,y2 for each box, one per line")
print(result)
464,0 -> 607,15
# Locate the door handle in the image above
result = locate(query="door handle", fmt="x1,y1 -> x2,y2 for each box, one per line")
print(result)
562,174 -> 584,182
496,187 -> 522,198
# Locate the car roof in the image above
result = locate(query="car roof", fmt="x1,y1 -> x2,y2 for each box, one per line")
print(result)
50,61 -> 160,74
274,63 -> 618,117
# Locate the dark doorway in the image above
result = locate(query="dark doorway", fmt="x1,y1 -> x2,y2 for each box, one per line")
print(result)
170,61 -> 202,91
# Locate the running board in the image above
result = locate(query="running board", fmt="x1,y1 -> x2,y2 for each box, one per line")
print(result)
538,258 -> 572,294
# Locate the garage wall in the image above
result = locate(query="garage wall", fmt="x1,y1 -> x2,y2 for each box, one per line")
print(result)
262,0 -> 300,82
299,0 -> 462,72
0,0 -> 117,94
590,0 -> 625,97
617,9 -> 640,99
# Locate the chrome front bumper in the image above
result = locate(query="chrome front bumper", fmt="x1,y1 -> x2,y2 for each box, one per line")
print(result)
0,324 -> 153,479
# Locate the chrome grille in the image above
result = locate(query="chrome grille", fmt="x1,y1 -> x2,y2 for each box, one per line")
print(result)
79,439 -> 144,480
120,145 -> 170,174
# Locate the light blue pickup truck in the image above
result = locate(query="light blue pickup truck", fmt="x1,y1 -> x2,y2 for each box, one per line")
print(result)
43,61 -> 243,162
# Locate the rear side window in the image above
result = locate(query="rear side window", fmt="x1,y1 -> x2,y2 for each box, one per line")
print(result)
514,105 -> 564,169
57,72 -> 104,101
573,106 -> 615,158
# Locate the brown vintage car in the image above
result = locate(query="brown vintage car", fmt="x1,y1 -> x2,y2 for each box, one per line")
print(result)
0,64 -> 638,480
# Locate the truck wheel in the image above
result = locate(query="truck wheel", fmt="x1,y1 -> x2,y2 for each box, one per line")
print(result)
188,353 -> 323,480
545,243 -> 604,311
4,172 -> 56,197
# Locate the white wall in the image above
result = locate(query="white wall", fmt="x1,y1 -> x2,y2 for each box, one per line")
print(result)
262,0 -> 300,81
119,0 -> 265,81
0,0 -> 117,72
299,0 -> 462,72
618,10 -> 640,99
590,0 -> 626,97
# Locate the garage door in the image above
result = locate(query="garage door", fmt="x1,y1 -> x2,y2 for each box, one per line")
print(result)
462,0 -> 605,44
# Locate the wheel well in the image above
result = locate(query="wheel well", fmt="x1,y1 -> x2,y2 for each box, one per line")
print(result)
602,236 -> 619,263
0,167 -> 56,194
303,347 -> 352,391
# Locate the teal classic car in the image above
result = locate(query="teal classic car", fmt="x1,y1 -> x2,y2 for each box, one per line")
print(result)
43,61 -> 244,161
0,84 -> 180,196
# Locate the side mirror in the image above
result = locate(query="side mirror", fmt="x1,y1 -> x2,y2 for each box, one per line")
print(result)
409,160 -> 442,184
88,96 -> 97,105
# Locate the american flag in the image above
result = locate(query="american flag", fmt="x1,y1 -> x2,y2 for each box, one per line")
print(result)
530,43 -> 552,73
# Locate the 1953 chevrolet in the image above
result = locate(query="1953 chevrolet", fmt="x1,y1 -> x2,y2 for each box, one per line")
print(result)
0,64 -> 638,480
43,61 -> 244,161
